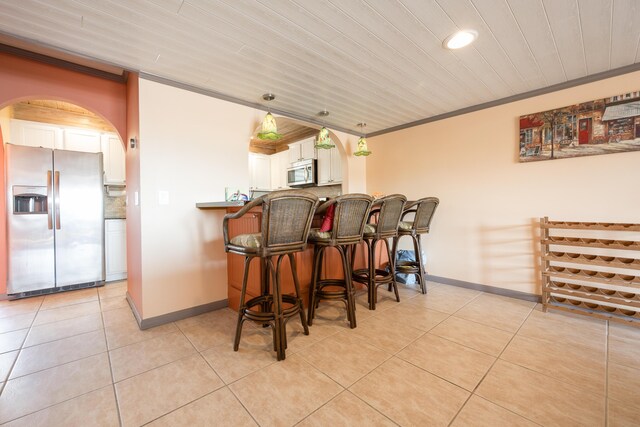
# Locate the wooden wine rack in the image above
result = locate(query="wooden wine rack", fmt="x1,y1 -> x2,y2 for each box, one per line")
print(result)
541,218 -> 640,326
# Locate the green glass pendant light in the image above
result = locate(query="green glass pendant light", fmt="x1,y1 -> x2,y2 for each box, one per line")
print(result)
315,110 -> 335,149
257,93 -> 282,141
354,123 -> 371,156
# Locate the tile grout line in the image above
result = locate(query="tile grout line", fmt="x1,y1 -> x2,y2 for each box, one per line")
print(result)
0,295 -> 45,396
447,302 -> 540,427
126,324 -> 238,425
226,382 -> 266,426
295,389 -> 400,427
136,341 -> 233,426
0,294 -> 112,425
6,331 -> 109,381
99,288 -> 124,427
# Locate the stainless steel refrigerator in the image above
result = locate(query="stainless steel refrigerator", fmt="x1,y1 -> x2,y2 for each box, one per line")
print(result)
6,144 -> 104,295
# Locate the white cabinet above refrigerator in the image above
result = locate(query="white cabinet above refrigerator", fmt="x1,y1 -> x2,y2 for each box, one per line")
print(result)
10,119 -> 126,185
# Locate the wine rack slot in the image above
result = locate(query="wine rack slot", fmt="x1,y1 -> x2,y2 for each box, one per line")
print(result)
540,217 -> 640,327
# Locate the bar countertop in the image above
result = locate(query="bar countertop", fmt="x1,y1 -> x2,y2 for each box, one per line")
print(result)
195,201 -> 246,209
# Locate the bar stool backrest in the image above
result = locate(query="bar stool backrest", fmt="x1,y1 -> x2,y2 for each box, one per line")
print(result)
330,194 -> 374,245
412,197 -> 439,233
261,191 -> 319,254
373,194 -> 407,238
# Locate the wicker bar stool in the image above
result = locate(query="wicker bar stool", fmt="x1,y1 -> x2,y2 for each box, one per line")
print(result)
307,194 -> 374,329
352,194 -> 407,310
223,191 -> 319,361
391,197 -> 439,294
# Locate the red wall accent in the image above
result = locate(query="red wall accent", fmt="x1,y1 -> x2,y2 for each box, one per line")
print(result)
0,51 -> 128,295
125,74 -> 143,315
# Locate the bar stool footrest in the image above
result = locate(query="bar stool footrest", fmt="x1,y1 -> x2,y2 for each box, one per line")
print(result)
316,279 -> 350,300
242,294 -> 303,323
352,268 -> 394,285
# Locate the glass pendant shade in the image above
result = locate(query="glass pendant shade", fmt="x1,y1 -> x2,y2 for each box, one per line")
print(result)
257,112 -> 282,140
354,136 -> 371,156
314,127 -> 335,149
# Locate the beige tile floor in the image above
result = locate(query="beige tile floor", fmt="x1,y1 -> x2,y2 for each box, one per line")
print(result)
0,280 -> 639,426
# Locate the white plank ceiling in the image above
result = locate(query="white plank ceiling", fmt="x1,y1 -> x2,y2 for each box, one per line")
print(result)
0,0 -> 639,135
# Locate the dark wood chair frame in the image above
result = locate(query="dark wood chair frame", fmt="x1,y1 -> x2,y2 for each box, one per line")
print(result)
352,194 -> 407,310
391,197 -> 439,294
223,190 -> 319,361
307,194 -> 374,329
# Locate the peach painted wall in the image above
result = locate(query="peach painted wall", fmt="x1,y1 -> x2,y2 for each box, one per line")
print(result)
0,51 -> 127,295
367,70 -> 640,295
126,74 -> 143,315
136,79 -> 366,319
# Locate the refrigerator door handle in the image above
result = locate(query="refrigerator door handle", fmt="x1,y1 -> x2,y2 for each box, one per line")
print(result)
47,170 -> 54,229
54,171 -> 61,230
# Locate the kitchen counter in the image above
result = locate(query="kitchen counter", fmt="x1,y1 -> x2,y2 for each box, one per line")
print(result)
196,201 -> 246,209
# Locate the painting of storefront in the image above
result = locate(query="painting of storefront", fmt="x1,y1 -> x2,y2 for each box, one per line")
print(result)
519,91 -> 640,162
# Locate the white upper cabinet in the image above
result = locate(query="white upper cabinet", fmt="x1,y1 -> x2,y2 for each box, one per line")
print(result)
317,146 -> 343,186
10,119 -> 62,149
249,153 -> 271,191
300,137 -> 316,160
102,134 -> 126,185
270,150 -> 289,190
63,128 -> 102,153
288,137 -> 317,163
11,119 -> 126,185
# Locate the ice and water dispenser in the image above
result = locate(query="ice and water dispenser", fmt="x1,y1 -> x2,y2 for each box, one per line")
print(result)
13,186 -> 48,214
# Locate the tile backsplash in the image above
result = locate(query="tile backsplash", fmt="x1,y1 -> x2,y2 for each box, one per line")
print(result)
104,186 -> 126,219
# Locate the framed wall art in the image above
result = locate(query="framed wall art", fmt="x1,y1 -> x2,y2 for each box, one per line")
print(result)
519,90 -> 640,162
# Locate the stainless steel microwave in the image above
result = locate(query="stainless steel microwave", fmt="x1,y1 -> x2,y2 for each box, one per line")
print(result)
287,159 -> 317,187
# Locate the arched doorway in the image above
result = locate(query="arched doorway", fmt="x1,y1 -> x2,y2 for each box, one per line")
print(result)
0,98 -> 127,296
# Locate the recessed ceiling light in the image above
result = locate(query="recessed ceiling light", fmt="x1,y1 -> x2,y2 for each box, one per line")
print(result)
318,110 -> 330,117
443,30 -> 478,49
262,93 -> 275,101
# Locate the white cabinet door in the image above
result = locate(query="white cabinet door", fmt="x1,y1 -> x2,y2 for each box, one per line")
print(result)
300,137 -> 317,160
288,142 -> 301,164
102,134 -> 126,184
317,146 -> 342,185
270,151 -> 289,190
11,119 -> 62,149
330,148 -> 343,184
63,128 -> 102,153
249,153 -> 271,190
288,138 -> 317,164
105,219 -> 127,281
270,153 -> 281,190
279,151 -> 290,189
317,147 -> 332,185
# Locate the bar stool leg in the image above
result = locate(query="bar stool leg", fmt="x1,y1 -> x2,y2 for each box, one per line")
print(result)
338,244 -> 357,328
385,238 -> 400,302
234,256 -> 252,351
390,235 -> 400,292
413,234 -> 427,294
288,253 -> 309,335
308,246 -> 324,325
269,257 -> 285,361
368,239 -> 377,310
348,244 -> 358,312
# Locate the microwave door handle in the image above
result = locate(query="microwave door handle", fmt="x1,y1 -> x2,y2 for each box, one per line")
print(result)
54,171 -> 61,230
47,170 -> 53,229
